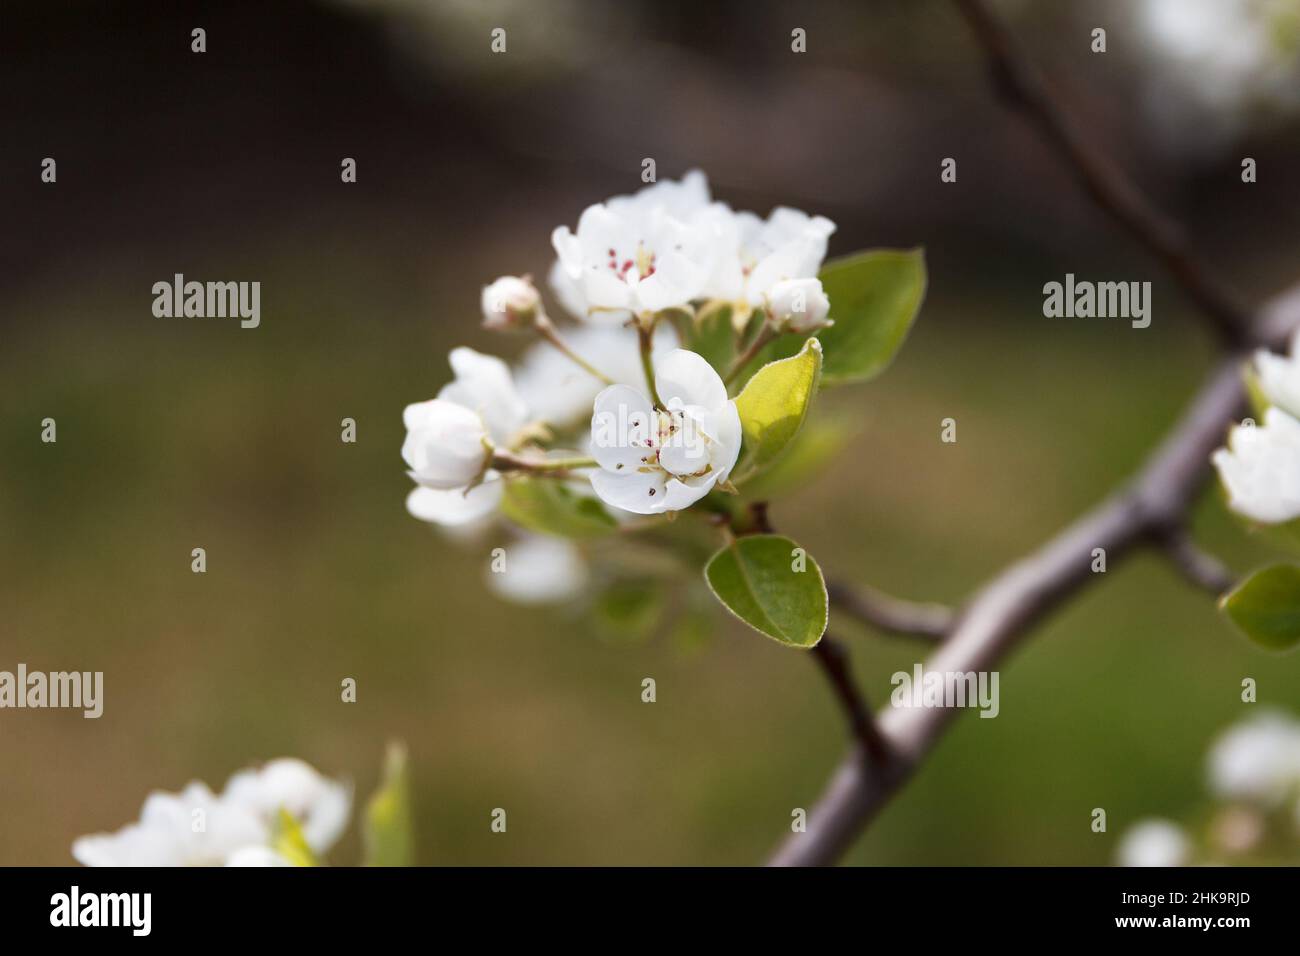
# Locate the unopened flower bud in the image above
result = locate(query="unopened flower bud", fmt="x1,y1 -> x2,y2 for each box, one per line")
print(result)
767,277 -> 832,334
401,398 -> 491,489
481,276 -> 541,330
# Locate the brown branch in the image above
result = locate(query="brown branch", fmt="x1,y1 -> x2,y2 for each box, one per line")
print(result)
1156,528 -> 1236,596
951,0 -> 1254,345
826,579 -> 954,641
811,635 -> 890,766
763,0 -> 1300,866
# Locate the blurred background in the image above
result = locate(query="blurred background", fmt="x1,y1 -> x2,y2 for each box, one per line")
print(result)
3,0 -> 1300,865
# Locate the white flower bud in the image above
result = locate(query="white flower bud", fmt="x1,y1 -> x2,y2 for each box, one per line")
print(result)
767,277 -> 832,333
401,398 -> 491,490
481,275 -> 540,330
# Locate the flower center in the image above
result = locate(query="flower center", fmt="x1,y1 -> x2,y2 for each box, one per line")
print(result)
606,243 -> 657,283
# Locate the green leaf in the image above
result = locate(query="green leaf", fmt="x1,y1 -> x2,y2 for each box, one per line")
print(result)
685,303 -> 736,373
734,338 -> 822,474
704,533 -> 827,647
501,478 -> 616,539
1220,564 -> 1300,651
272,808 -> 319,867
363,742 -> 413,867
801,248 -> 926,385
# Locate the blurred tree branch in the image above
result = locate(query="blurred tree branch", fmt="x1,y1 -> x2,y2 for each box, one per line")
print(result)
768,0 -> 1300,867
952,0 -> 1254,346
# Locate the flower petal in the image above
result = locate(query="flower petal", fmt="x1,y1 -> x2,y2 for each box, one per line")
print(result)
590,468 -> 669,515
655,348 -> 728,412
406,480 -> 503,526
590,384 -> 657,472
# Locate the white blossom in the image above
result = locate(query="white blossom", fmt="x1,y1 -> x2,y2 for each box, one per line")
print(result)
72,759 -> 350,867
551,171 -> 725,321
513,323 -> 678,427
436,347 -> 530,447
1252,330 -> 1300,420
1116,819 -> 1192,867
404,347 -> 533,524
486,534 -> 588,604
767,277 -> 832,333
481,275 -> 541,330
221,758 -> 352,855
1212,406 -> 1300,524
401,398 -> 491,490
589,349 -> 741,514
1206,711 -> 1300,805
702,205 -> 836,313
1134,0 -> 1300,142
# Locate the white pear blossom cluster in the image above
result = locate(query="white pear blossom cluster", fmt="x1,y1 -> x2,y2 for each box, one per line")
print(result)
72,758 -> 350,867
1117,710 -> 1300,866
401,171 -> 837,601
1213,329 -> 1300,524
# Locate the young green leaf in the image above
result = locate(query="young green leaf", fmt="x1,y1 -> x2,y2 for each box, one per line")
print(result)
363,742 -> 413,867
501,477 -> 616,539
704,533 -> 827,647
1220,564 -> 1300,651
734,338 -> 822,475
812,248 -> 926,385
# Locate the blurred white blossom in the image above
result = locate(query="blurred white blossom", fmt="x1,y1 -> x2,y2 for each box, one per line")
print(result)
73,758 -> 350,867
487,534 -> 588,603
1116,818 -> 1192,867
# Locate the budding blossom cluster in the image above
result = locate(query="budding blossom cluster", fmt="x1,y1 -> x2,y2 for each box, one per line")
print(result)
1117,711 -> 1300,866
401,171 -> 837,598
1213,329 -> 1300,524
72,758 -> 350,867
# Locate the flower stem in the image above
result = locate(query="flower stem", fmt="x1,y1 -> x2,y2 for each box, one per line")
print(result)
638,320 -> 664,408
492,451 -> 597,475
535,314 -> 614,384
724,323 -> 777,386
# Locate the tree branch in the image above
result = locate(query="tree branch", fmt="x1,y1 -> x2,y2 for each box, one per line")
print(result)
811,634 -> 890,766
764,0 -> 1300,866
826,579 -> 954,641
1156,528 -> 1236,596
950,0 -> 1254,345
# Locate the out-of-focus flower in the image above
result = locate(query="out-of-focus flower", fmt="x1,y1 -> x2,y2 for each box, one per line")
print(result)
486,534 -> 589,604
589,349 -> 741,514
1253,330 -> 1300,420
1134,0 -> 1300,142
1116,818 -> 1192,867
1207,710 -> 1300,805
481,275 -> 541,330
767,277 -> 833,334
513,323 -> 677,427
703,207 -> 836,315
72,759 -> 350,867
221,758 -> 352,855
435,347 -> 530,447
1212,406 -> 1300,523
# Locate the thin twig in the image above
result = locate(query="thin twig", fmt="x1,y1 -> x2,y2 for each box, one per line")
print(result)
826,579 -> 954,641
1156,527 -> 1236,596
744,501 -> 893,764
951,0 -> 1254,345
811,634 -> 890,765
